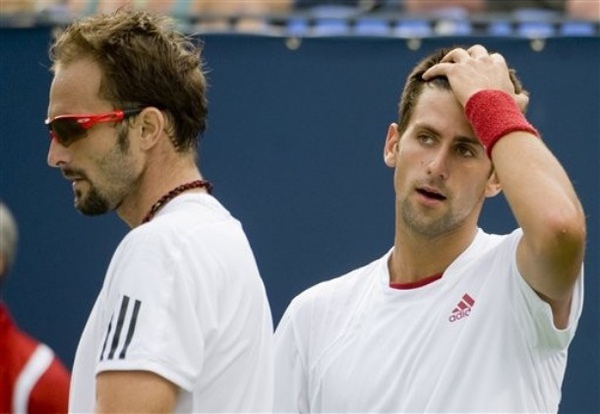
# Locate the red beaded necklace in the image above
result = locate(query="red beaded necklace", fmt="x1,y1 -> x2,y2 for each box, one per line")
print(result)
141,179 -> 213,224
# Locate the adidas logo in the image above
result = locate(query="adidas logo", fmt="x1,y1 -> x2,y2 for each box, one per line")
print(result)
448,293 -> 475,322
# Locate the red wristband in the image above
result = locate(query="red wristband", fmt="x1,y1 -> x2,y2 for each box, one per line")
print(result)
465,90 -> 539,158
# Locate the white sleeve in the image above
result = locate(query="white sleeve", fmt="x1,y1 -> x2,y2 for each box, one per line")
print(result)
95,229 -> 205,391
515,260 -> 584,351
508,229 -> 585,351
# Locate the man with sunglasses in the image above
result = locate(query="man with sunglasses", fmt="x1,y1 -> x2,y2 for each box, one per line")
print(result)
46,10 -> 273,412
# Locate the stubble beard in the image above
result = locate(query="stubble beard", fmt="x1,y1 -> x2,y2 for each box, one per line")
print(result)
74,185 -> 111,216
400,197 -> 459,237
73,126 -> 132,217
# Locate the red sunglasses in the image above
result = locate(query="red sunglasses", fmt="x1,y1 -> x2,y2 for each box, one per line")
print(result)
45,108 -> 143,147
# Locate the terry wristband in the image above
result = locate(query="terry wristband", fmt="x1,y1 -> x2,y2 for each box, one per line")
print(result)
465,89 -> 540,158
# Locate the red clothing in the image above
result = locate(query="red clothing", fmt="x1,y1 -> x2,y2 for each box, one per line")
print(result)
0,303 -> 70,413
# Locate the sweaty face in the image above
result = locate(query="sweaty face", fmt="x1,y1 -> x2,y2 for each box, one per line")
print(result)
47,59 -> 142,216
389,86 -> 496,237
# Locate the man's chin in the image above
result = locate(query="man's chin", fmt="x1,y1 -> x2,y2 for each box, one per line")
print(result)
74,199 -> 110,216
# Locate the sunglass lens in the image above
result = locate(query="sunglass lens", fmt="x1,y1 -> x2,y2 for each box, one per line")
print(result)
50,118 -> 86,146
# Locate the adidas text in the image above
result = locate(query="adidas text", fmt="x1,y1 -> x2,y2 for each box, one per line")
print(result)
449,308 -> 471,322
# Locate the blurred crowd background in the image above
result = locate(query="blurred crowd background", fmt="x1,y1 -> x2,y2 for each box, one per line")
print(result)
1,0 -> 599,35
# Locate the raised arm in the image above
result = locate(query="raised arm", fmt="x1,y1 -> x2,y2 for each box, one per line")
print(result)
423,45 -> 586,328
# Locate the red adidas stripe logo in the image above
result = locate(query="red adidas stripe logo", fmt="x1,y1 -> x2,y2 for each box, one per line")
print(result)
449,293 -> 475,322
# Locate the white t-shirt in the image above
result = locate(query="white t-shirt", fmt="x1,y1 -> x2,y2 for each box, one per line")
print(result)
69,194 -> 274,413
274,228 -> 584,413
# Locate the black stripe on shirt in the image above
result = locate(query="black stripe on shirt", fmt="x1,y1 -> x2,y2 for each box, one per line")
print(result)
119,299 -> 141,359
99,316 -> 114,361
107,295 -> 130,360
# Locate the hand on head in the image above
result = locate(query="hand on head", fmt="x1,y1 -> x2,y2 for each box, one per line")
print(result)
422,44 -> 529,111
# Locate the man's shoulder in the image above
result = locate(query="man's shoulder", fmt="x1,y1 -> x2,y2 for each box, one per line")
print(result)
467,228 -> 522,258
289,251 -> 389,312
118,196 -> 236,249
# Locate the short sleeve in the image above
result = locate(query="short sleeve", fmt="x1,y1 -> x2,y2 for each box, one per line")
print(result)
508,229 -> 585,351
95,229 -> 206,391
515,260 -> 584,351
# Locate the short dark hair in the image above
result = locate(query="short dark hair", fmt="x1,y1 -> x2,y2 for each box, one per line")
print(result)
396,46 -> 528,136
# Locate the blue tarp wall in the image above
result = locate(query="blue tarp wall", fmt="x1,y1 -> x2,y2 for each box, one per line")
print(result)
1,27 -> 598,412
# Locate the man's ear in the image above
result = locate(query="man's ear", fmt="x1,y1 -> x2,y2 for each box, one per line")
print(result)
384,123 -> 400,168
136,107 -> 165,151
484,168 -> 502,198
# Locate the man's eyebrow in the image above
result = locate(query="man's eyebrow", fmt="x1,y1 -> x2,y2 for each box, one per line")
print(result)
413,123 -> 441,136
413,123 -> 482,146
455,135 -> 483,146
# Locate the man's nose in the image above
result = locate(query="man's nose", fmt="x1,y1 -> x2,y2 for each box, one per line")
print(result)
47,136 -> 69,168
426,149 -> 449,180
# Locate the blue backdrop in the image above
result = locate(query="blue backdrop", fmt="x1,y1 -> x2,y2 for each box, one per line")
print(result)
1,28 -> 598,412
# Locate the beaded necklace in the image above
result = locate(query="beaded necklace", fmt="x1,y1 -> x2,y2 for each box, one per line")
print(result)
141,180 -> 213,224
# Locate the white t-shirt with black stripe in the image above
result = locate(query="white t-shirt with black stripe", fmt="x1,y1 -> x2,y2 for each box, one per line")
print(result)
69,193 -> 274,413
274,228 -> 584,413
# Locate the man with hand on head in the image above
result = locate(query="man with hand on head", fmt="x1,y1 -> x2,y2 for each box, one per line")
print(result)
274,44 -> 586,413
45,10 -> 273,413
